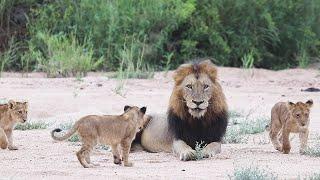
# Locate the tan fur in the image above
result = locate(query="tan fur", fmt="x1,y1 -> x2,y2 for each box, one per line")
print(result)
0,100 -> 28,150
269,100 -> 313,154
141,60 -> 228,160
51,106 -> 148,168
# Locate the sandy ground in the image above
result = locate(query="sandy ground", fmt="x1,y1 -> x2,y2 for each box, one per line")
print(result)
0,67 -> 320,179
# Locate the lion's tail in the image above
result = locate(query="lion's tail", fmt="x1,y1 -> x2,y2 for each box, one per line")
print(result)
51,123 -> 78,141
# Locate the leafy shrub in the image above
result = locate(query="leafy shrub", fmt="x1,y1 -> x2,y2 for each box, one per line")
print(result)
15,121 -> 49,130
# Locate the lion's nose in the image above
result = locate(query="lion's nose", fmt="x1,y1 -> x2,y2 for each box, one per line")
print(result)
192,100 -> 204,106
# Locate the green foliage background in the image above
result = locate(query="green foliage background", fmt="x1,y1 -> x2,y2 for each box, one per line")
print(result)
1,0 -> 320,74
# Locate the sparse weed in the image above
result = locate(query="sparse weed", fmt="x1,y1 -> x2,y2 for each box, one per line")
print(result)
224,113 -> 269,144
229,166 -> 277,180
308,173 -> 320,180
241,50 -> 255,69
15,121 -> 49,131
68,134 -> 80,142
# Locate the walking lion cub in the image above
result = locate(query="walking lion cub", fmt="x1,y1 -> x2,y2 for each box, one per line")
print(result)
0,100 -> 28,150
269,100 -> 313,154
51,105 -> 148,168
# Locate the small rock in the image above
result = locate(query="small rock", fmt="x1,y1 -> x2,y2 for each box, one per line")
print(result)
97,83 -> 103,87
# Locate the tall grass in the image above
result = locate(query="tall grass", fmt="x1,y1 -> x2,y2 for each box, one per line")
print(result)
31,32 -> 103,77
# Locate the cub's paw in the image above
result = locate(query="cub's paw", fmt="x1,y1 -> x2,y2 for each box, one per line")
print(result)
113,157 -> 122,165
0,141 -> 8,149
275,146 -> 283,152
179,149 -> 196,161
8,145 -> 18,150
124,162 -> 133,167
282,146 -> 291,154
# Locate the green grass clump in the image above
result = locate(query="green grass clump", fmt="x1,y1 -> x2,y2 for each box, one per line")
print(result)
229,166 -> 277,180
15,121 -> 49,131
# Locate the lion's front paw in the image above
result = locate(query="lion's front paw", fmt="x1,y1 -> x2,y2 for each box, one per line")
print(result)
179,149 -> 196,161
8,145 -> 18,150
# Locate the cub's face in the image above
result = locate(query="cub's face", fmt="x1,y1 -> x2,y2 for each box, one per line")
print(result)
180,73 -> 213,118
124,105 -> 148,132
8,100 -> 28,123
289,100 -> 313,127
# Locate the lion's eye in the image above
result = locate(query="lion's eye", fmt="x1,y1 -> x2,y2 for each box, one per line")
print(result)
204,84 -> 209,90
18,111 -> 23,114
186,84 -> 192,89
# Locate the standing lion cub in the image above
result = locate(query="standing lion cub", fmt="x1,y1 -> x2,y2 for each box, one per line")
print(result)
268,100 -> 313,154
0,100 -> 28,150
51,105 -> 148,168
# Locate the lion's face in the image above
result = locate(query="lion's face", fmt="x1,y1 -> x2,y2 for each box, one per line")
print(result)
8,100 -> 28,123
288,100 -> 313,127
180,73 -> 214,118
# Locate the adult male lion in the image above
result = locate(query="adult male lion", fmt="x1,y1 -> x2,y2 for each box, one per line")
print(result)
140,60 -> 228,161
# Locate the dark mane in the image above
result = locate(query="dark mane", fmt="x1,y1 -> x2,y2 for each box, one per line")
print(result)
168,108 -> 228,149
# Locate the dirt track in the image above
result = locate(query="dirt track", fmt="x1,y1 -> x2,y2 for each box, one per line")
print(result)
0,68 -> 320,179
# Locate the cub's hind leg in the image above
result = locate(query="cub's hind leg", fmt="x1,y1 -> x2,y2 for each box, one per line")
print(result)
269,113 -> 282,151
77,140 -> 96,168
111,144 -> 122,165
121,139 -> 133,167
0,128 -> 8,149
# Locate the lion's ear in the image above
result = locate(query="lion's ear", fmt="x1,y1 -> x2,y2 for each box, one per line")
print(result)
140,107 -> 147,114
306,99 -> 313,107
173,64 -> 192,85
8,100 -> 16,109
124,105 -> 131,112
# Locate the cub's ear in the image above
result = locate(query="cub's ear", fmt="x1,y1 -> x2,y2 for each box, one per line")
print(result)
8,100 -> 16,109
288,101 -> 295,108
140,107 -> 147,114
306,99 -> 313,107
124,105 -> 131,112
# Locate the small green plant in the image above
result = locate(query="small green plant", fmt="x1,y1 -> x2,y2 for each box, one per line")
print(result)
229,166 -> 277,180
194,141 -> 207,161
224,127 -> 249,144
68,134 -> 80,142
15,121 -> 49,131
239,117 -> 269,135
241,50 -> 255,69
302,145 -> 320,157
163,52 -> 174,76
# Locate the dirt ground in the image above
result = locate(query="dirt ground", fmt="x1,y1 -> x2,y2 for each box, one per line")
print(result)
0,67 -> 320,179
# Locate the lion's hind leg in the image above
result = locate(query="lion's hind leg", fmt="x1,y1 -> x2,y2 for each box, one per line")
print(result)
0,128 -> 8,149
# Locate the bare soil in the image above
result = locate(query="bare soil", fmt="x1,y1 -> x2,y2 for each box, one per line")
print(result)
0,67 -> 319,179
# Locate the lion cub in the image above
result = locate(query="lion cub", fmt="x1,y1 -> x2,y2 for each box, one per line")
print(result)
51,105 -> 147,168
269,100 -> 313,154
0,100 -> 28,150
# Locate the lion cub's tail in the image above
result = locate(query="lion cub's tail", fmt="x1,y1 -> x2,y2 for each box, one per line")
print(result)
51,124 -> 78,141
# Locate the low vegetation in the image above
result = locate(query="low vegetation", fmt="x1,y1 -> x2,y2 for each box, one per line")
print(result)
14,121 -> 49,131
194,141 -> 207,161
224,110 -> 269,144
302,135 -> 320,157
229,166 -> 277,180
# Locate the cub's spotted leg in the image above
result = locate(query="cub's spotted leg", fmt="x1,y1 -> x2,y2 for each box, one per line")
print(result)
5,129 -> 18,150
202,142 -> 221,158
121,139 -> 133,167
282,127 -> 291,154
111,144 -> 122,165
173,139 -> 196,161
0,128 -> 8,149
299,129 -> 309,154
